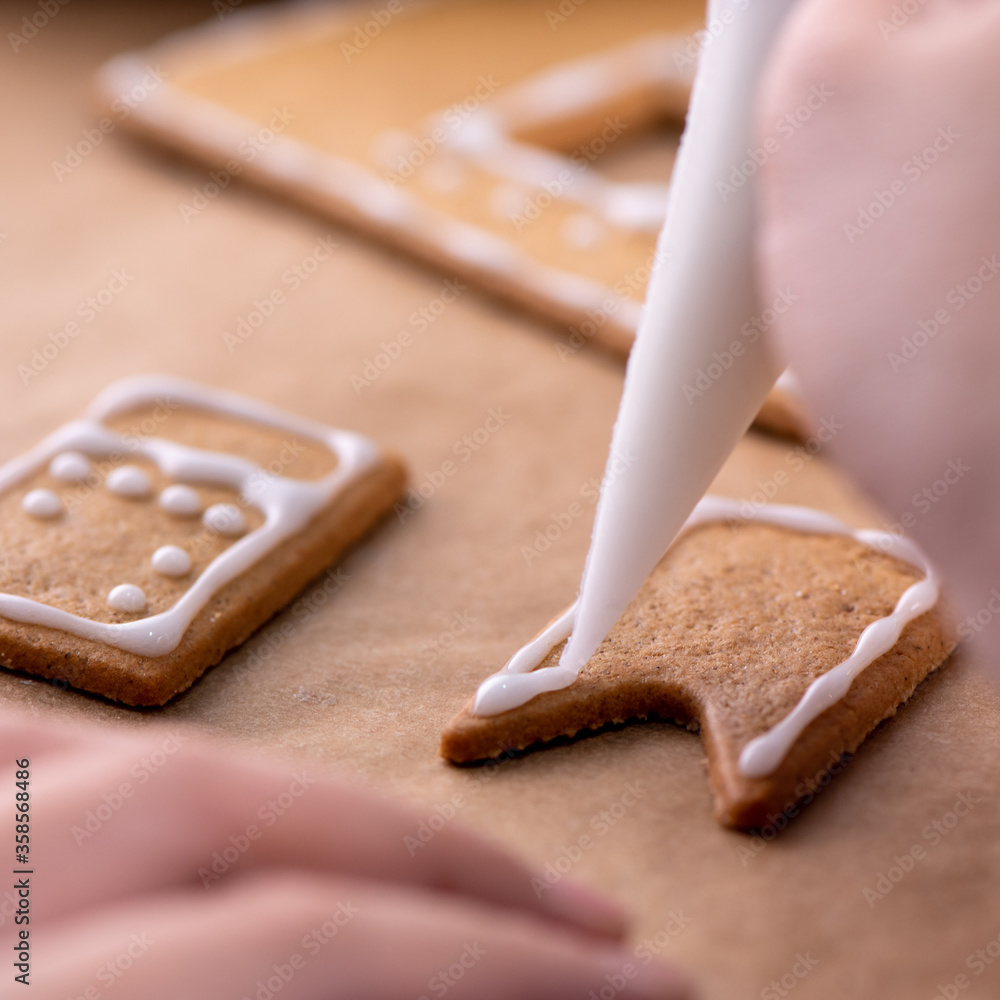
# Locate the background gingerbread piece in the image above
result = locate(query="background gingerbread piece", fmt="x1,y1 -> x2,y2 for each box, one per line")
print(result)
91,0 -> 807,437
0,376 -> 405,706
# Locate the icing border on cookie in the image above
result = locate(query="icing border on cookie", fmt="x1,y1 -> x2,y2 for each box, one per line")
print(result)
471,496 -> 939,779
0,375 -> 379,656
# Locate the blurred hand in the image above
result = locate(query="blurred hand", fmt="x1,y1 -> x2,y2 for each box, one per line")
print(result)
755,0 -> 1000,664
0,711 -> 690,1000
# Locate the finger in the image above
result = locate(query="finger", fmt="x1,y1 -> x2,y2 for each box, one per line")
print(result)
24,728 -> 627,939
37,871 -> 692,1000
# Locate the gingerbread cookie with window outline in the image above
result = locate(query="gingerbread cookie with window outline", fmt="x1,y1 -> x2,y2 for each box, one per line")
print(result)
0,375 -> 405,706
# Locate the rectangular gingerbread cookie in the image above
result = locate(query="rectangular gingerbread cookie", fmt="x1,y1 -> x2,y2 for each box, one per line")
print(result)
0,376 -> 405,706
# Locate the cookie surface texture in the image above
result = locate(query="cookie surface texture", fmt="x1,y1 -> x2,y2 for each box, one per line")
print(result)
0,376 -> 405,706
441,505 -> 957,829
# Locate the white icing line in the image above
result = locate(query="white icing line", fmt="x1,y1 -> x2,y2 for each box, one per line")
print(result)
0,376 -> 380,657
472,496 -> 940,780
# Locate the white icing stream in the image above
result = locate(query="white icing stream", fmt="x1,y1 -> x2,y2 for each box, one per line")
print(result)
473,496 -> 939,780
0,376 -> 379,656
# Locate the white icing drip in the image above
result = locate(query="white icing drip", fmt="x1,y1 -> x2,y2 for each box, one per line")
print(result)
0,375 -> 380,656
49,451 -> 91,482
151,545 -> 192,578
472,496 -> 940,780
159,484 -> 202,516
106,465 -> 152,498
22,489 -> 62,520
107,584 -> 147,612
203,503 -> 246,536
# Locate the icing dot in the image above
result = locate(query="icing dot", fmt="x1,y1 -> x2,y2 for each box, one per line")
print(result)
22,488 -> 62,519
159,484 -> 202,517
561,213 -> 605,249
107,465 -> 152,498
203,503 -> 246,536
107,584 -> 146,613
49,451 -> 91,482
151,545 -> 192,578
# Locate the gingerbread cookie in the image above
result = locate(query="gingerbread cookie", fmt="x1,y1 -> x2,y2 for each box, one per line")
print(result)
0,376 -> 405,706
441,497 -> 956,829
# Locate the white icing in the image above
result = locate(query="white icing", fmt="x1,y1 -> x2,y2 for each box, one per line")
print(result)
107,584 -> 147,613
151,545 -> 192,578
106,465 -> 152,498
472,496 -> 940,781
0,375 -> 380,656
159,484 -> 202,516
49,451 -> 91,482
203,503 -> 246,536
22,488 -> 62,520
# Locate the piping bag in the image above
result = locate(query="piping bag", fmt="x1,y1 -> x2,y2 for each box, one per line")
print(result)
475,0 -> 798,712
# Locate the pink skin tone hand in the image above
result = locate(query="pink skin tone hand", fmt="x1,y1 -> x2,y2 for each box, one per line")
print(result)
0,715 -> 692,1000
755,0 -> 1000,672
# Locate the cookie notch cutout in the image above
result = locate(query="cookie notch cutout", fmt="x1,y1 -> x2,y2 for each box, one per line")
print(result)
441,498 -> 957,829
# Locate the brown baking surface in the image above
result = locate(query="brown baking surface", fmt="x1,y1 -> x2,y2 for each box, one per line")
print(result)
3,3 -> 998,998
